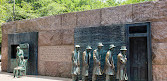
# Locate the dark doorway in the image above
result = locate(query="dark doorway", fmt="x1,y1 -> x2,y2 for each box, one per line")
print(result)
129,37 -> 148,81
126,22 -> 152,81
11,45 -> 19,59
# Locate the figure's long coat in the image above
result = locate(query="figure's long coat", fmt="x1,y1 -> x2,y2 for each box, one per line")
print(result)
71,50 -> 80,75
93,49 -> 102,75
116,53 -> 128,80
105,50 -> 115,75
82,51 -> 91,76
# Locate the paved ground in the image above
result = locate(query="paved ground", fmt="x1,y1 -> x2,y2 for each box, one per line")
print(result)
0,62 -> 72,81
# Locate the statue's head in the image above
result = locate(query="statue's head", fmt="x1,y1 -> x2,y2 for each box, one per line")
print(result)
120,46 -> 127,54
109,44 -> 116,51
86,45 -> 92,52
20,55 -> 24,60
17,46 -> 20,50
75,45 -> 80,51
98,42 -> 103,49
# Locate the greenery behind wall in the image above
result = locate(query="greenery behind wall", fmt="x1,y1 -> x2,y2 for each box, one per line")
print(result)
0,0 -> 155,43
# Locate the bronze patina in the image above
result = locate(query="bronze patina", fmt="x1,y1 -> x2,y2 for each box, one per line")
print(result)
104,44 -> 116,81
82,46 -> 92,81
92,43 -> 103,81
116,46 -> 128,81
71,45 -> 81,81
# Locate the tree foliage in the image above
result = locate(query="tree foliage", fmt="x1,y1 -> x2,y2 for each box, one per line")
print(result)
0,0 -> 155,43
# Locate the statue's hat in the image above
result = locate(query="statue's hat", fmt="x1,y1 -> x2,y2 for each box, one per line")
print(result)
120,46 -> 127,51
98,42 -> 104,47
17,46 -> 20,49
86,46 -> 92,49
75,45 -> 80,48
109,44 -> 116,49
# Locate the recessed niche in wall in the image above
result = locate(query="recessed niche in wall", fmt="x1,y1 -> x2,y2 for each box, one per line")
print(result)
11,45 -> 19,59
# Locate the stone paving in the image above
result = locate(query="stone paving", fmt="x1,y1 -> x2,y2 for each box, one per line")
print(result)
0,62 -> 72,81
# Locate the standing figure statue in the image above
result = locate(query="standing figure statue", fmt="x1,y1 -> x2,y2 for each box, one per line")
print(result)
104,44 -> 116,81
16,46 -> 24,66
82,46 -> 92,81
92,43 -> 104,81
71,45 -> 81,81
116,46 -> 128,81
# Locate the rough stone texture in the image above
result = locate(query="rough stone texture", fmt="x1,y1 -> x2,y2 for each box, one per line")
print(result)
62,29 -> 74,45
152,43 -> 167,65
151,21 -> 167,43
1,34 -> 8,71
1,22 -> 17,34
36,15 -> 62,30
44,61 -> 71,78
77,9 -> 101,27
62,13 -> 76,29
38,29 -> 74,46
132,1 -> 167,22
101,4 -> 133,26
16,19 -> 40,33
38,30 -> 63,46
38,46 -> 74,77
153,65 -> 167,81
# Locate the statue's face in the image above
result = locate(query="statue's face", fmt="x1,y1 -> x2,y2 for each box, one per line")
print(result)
110,48 -> 114,51
122,50 -> 126,54
98,46 -> 102,49
76,47 -> 80,51
86,49 -> 91,52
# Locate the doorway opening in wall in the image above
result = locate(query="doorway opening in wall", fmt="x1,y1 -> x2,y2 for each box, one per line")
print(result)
11,45 -> 19,59
126,22 -> 152,81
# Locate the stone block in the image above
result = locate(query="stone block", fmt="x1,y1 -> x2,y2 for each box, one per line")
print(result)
1,22 -> 17,34
62,29 -> 74,45
1,34 -> 8,48
101,4 -> 132,25
62,13 -> 77,29
38,60 -> 46,75
152,43 -> 167,65
77,9 -> 101,27
1,46 -> 8,71
132,1 -> 167,22
44,61 -> 71,78
16,19 -> 39,33
153,65 -> 167,81
151,21 -> 167,43
38,30 -> 63,46
38,46 -> 74,62
35,15 -> 61,30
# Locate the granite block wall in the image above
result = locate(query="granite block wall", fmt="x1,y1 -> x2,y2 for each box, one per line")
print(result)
1,0 -> 167,80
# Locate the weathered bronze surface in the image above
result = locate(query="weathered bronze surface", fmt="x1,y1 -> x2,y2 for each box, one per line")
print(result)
116,46 -> 128,81
92,43 -> 103,81
104,44 -> 116,81
82,46 -> 92,81
13,46 -> 27,78
71,45 -> 81,81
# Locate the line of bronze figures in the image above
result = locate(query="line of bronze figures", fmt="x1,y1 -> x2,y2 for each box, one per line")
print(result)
71,43 -> 128,81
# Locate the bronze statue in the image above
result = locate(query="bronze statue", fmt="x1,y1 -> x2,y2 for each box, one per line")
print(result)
92,43 -> 104,81
82,46 -> 92,81
104,44 -> 116,81
14,46 -> 27,78
71,45 -> 81,81
16,46 -> 24,66
116,46 -> 128,81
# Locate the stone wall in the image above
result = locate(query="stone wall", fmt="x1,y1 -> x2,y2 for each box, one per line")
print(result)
1,0 -> 167,80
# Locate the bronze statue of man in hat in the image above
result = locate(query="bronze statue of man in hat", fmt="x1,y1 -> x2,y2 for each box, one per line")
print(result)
104,44 -> 116,81
116,46 -> 128,81
71,45 -> 81,81
92,43 -> 104,81
82,45 -> 92,81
